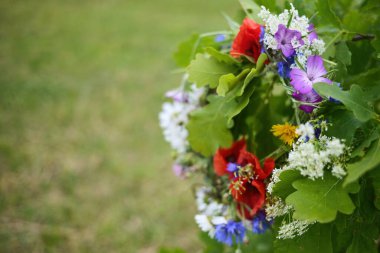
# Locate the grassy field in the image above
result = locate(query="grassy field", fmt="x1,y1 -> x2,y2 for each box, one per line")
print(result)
0,0 -> 239,252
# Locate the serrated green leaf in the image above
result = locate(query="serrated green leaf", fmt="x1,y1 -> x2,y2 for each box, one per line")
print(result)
314,83 -> 378,122
188,54 -> 238,88
286,174 -> 355,223
315,0 -> 341,28
187,95 -> 234,156
344,138 -> 380,187
217,73 -> 240,97
335,42 -> 352,66
274,223 -> 333,253
272,169 -> 302,199
205,47 -> 239,65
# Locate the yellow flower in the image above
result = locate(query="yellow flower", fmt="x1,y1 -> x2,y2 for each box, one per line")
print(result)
271,123 -> 298,146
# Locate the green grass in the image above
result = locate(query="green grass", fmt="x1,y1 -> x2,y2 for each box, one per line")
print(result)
0,0 -> 239,252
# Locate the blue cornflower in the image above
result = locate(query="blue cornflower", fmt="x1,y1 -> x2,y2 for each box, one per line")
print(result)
277,56 -> 294,78
252,211 -> 272,234
259,25 -> 266,53
215,34 -> 227,42
214,220 -> 246,246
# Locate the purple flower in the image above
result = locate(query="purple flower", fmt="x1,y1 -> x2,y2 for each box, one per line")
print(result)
172,163 -> 187,178
252,211 -> 272,234
165,89 -> 188,102
259,25 -> 266,53
292,90 -> 323,113
274,24 -> 304,57
308,24 -> 318,42
290,55 -> 332,94
214,220 -> 246,246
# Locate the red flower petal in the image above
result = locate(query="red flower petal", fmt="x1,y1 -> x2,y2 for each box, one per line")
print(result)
237,151 -> 275,180
213,139 -> 246,176
230,18 -> 262,62
230,179 -> 266,220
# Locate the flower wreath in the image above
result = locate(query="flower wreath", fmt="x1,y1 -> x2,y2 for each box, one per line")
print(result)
160,1 -> 380,252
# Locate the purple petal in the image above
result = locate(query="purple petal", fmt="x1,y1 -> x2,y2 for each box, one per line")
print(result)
165,89 -> 188,102
279,43 -> 295,57
308,24 -> 318,41
292,90 -> 322,113
306,55 -> 327,80
290,68 -> 313,94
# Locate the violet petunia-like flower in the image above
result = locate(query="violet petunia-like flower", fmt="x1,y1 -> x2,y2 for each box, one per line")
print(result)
292,89 -> 323,113
274,24 -> 304,57
290,55 -> 332,94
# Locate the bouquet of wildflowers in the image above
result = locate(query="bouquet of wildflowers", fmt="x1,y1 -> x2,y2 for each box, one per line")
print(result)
160,0 -> 380,252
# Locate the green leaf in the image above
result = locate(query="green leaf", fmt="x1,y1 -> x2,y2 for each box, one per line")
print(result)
335,42 -> 352,66
369,166 -> 380,210
239,53 -> 268,96
217,73 -> 240,97
205,47 -> 239,65
351,125 -> 380,157
346,223 -> 379,253
188,54 -> 238,88
173,34 -> 199,68
326,109 -> 362,146
344,138 -> 380,187
216,68 -> 250,97
272,169 -> 302,199
314,83 -> 378,122
238,0 -> 263,22
286,173 -> 355,223
187,95 -> 234,156
315,0 -> 341,28
274,223 -> 333,253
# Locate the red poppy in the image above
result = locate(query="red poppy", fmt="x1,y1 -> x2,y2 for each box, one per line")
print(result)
213,139 -> 247,176
230,18 -> 262,62
230,179 -> 266,219
237,150 -> 275,180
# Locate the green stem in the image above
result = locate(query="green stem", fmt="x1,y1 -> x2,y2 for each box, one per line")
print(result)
325,30 -> 345,50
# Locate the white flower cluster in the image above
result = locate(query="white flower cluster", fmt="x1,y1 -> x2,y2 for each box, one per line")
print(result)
258,4 -> 326,68
159,84 -> 204,154
195,214 -> 227,238
277,220 -> 316,239
194,187 -> 228,238
265,197 -> 293,221
196,187 -> 226,216
287,123 -> 346,180
267,168 -> 284,194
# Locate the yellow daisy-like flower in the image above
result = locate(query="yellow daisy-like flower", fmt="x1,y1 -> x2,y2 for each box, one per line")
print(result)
271,123 -> 299,146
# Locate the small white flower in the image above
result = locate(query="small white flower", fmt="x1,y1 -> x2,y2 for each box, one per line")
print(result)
277,220 -> 315,239
296,123 -> 315,142
195,214 -> 215,237
332,164 -> 346,179
265,197 -> 293,220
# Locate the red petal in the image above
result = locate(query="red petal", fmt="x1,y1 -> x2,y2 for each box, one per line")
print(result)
213,139 -> 246,176
230,18 -> 262,62
235,180 -> 266,219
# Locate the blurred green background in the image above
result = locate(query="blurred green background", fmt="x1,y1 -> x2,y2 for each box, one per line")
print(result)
0,0 -> 239,252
